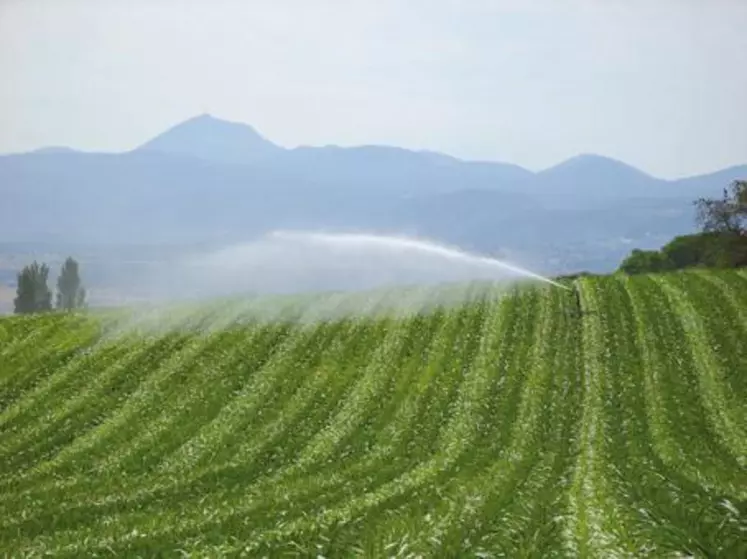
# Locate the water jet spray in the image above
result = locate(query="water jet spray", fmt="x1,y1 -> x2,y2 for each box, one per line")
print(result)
268,231 -> 570,290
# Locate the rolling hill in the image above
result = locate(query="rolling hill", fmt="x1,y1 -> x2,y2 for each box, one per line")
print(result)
0,270 -> 745,556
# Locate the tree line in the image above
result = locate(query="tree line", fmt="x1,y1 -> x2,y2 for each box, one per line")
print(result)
618,180 -> 747,274
14,257 -> 86,314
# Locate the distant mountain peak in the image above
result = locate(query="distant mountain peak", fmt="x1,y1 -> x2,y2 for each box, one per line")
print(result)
182,113 -> 248,128
135,114 -> 282,165
540,153 -> 654,179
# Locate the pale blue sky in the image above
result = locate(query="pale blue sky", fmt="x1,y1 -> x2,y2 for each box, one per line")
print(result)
1,0 -> 745,178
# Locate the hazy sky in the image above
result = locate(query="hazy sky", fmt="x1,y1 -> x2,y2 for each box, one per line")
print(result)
1,0 -> 745,178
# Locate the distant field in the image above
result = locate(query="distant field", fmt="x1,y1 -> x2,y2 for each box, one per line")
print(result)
0,271 -> 745,556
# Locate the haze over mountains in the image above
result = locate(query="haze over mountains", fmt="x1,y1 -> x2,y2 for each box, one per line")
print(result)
2,114 -> 745,275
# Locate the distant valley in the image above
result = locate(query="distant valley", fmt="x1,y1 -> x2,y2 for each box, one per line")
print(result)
1,114 -> 745,310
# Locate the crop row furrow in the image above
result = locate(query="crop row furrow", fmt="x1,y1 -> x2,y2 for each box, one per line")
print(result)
653,275 -> 747,467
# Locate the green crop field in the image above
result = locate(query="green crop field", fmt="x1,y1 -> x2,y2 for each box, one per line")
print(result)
0,270 -> 745,557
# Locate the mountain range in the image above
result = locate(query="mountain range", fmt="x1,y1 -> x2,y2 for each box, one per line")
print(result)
2,114 -> 745,274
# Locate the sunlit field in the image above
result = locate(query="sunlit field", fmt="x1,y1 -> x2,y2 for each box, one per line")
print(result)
1,270 -> 745,557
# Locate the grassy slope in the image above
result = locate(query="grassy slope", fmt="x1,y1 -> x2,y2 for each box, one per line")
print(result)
0,271 -> 745,557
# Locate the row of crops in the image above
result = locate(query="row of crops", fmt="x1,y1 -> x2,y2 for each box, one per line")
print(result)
0,270 -> 745,556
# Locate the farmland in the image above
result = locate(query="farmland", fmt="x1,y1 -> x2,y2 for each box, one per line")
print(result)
0,270 -> 745,557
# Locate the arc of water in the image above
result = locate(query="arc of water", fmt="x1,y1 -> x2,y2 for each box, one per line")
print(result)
269,231 -> 569,290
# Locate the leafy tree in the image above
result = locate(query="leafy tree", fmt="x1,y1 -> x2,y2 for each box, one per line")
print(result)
619,180 -> 747,275
14,261 -> 53,314
694,180 -> 747,235
56,257 -> 86,310
618,232 -> 747,275
661,234 -> 715,268
618,249 -> 673,275
662,231 -> 747,269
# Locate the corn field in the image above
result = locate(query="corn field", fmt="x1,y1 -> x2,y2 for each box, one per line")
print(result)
0,270 -> 745,557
